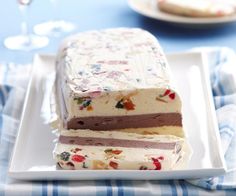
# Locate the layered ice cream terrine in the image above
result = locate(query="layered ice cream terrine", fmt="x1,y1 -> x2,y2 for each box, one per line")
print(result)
56,28 -> 184,137
55,130 -> 185,170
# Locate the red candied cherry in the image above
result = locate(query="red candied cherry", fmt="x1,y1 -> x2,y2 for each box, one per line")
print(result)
123,99 -> 135,110
162,89 -> 171,97
72,155 -> 85,162
169,93 -> 175,100
109,161 -> 118,169
112,150 -> 123,155
152,158 -> 162,170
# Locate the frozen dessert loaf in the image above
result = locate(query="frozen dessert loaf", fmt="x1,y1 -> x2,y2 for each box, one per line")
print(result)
56,28 -> 184,137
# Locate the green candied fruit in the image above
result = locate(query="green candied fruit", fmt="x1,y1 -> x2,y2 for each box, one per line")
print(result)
60,151 -> 70,161
74,97 -> 83,104
104,148 -> 113,153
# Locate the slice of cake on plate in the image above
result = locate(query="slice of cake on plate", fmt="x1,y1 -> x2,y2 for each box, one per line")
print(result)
157,0 -> 235,17
54,129 -> 186,170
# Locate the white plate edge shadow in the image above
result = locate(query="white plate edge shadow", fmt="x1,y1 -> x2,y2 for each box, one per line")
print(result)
200,52 -> 226,170
128,0 -> 236,25
8,52 -> 226,180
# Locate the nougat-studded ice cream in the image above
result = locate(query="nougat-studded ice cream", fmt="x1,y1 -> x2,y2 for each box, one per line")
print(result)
56,28 -> 184,137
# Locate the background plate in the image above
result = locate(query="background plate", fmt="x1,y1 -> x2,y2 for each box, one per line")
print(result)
128,0 -> 236,25
8,52 -> 226,180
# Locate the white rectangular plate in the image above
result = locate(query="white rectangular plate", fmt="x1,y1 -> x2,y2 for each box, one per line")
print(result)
8,52 -> 226,180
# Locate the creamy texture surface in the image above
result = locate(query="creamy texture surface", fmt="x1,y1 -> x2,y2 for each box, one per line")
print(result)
158,0 -> 236,17
56,28 -> 183,132
55,130 -> 185,170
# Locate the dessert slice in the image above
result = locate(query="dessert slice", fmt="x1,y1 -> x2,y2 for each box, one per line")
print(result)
56,28 -> 183,137
54,130 -> 185,170
157,0 -> 235,17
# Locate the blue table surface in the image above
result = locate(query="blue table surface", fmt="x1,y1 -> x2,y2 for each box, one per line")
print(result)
1,0 -> 236,64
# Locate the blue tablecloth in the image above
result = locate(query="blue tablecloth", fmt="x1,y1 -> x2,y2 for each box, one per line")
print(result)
1,0 -> 236,195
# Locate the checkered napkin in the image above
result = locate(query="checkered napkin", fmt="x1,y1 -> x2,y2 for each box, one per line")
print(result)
0,48 -> 236,196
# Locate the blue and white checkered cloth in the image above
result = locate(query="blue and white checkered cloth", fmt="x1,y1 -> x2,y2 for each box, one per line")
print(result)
0,48 -> 236,196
